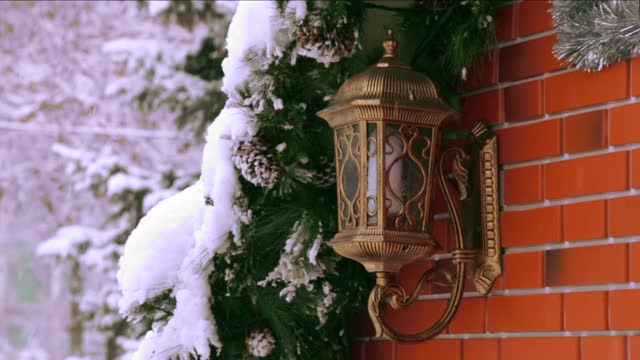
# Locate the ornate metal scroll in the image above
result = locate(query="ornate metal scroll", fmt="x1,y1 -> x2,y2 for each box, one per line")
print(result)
366,122 -> 502,342
383,124 -> 433,231
367,147 -> 473,342
467,122 -> 502,294
336,124 -> 361,230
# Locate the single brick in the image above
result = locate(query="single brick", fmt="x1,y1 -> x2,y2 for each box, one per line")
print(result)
632,56 -> 640,97
502,206 -> 562,246
609,195 -> 640,237
632,149 -> 640,188
464,50 -> 499,91
504,251 -> 544,289
503,165 -> 543,205
545,61 -> 629,114
501,337 -> 579,360
610,103 -> 640,145
463,339 -> 499,360
462,89 -> 504,127
564,291 -> 608,331
545,152 -> 628,199
518,0 -> 553,36
563,110 -> 606,153
397,340 -> 461,360
546,244 -> 627,286
497,119 -> 562,164
364,340 -> 395,360
631,241 -> 640,282
582,336 -> 626,360
504,80 -> 543,122
563,200 -> 607,241
500,35 -> 563,81
630,336 -> 640,360
487,294 -> 562,332
385,299 -> 447,335
449,297 -> 486,334
495,4 -> 517,43
610,290 -> 640,330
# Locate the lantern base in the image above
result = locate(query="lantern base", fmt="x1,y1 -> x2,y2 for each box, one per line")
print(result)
329,229 -> 439,273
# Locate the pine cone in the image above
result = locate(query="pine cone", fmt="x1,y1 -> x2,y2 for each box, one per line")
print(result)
231,138 -> 281,189
311,157 -> 336,187
295,12 -> 358,63
246,328 -> 276,358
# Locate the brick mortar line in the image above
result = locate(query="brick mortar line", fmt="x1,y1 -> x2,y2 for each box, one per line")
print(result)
429,214 -> 638,259
412,282 -> 640,302
501,142 -> 640,171
492,96 -> 640,133
462,65 -> 573,97
423,238 -> 636,263
416,234 -> 632,259
421,235 -> 639,263
353,330 -> 640,343
492,29 -> 557,50
504,235 -> 639,254
502,188 -> 640,212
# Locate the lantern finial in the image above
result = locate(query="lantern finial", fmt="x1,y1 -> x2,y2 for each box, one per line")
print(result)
383,28 -> 397,57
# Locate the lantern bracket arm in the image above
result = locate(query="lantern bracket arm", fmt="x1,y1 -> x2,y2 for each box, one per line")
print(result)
367,148 -> 472,342
367,122 -> 502,341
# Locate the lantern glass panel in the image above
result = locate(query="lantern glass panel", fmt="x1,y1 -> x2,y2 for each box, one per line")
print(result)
384,124 -> 433,231
336,123 -> 361,230
366,122 -> 379,226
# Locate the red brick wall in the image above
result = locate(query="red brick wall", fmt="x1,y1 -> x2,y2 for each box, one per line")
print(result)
353,1 -> 640,359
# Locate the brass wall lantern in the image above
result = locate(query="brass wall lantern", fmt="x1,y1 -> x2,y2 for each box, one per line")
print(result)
317,30 -> 502,343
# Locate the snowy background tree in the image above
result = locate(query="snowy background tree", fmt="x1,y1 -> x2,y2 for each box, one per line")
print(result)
0,1 -> 232,359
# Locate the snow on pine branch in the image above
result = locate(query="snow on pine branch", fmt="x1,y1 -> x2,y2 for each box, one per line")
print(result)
117,182 -> 205,314
258,220 -> 334,303
118,1 -> 362,357
37,226 -> 121,260
117,2 -> 309,358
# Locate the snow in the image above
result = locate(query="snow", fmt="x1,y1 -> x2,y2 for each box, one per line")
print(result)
200,107 -> 255,194
2,1 -> 225,358
117,182 -> 205,313
258,220 -> 332,303
116,2 -> 302,356
37,226 -> 95,258
107,173 -> 155,196
132,275 -> 220,360
147,0 -> 171,16
114,0 -> 358,356
142,188 -> 179,212
221,1 -> 307,99
246,329 -> 276,358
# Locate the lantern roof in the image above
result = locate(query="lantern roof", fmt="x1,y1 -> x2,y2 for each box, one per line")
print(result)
318,29 -> 456,122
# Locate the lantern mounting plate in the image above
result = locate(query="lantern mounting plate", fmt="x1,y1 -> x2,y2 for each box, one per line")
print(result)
466,122 -> 502,294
